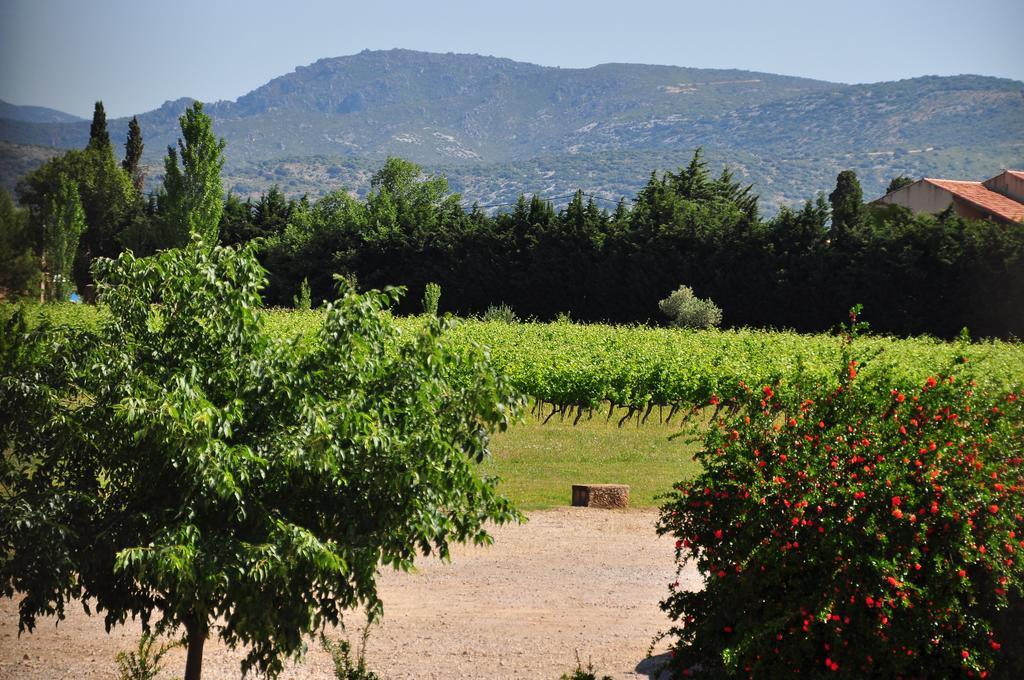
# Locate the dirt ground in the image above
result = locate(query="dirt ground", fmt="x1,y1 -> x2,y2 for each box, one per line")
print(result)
0,508 -> 700,679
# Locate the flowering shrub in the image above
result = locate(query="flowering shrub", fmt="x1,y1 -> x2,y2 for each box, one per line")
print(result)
658,313 -> 1024,678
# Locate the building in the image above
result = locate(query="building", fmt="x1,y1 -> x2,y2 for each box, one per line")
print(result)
874,170 -> 1024,225
983,169 -> 1024,204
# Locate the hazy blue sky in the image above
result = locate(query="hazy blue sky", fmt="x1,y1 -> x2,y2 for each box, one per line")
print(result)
1,0 -> 1021,118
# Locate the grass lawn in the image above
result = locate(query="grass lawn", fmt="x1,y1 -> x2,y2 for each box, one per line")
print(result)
482,408 -> 702,511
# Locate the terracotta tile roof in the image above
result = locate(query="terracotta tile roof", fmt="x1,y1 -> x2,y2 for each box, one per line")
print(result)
924,178 -> 1024,224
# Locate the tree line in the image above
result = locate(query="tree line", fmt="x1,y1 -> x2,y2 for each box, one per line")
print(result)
2,101 -> 1022,338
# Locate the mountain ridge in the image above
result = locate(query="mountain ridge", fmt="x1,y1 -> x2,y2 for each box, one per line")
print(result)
0,99 -> 85,124
1,49 -> 1022,209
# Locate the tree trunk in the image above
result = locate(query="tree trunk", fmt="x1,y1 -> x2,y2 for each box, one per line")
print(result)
183,620 -> 207,680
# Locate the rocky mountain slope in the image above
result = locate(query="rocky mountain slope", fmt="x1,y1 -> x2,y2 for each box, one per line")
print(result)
2,49 -> 1022,208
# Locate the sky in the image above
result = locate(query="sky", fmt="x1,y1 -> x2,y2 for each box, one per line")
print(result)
1,0 -> 1021,119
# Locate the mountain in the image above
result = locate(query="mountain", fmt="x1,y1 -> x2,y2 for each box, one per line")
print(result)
0,99 -> 84,124
2,49 -> 1022,208
0,140 -> 62,195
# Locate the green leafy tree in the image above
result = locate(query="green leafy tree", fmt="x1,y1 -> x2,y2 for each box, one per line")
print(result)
41,174 -> 87,301
159,101 -> 226,247
217,193 -> 255,247
122,116 -> 145,193
0,241 -> 522,680
253,185 -> 293,236
0,188 -> 39,298
88,101 -> 111,151
365,157 -> 460,246
259,188 -> 366,305
828,170 -> 864,232
18,144 -> 133,301
119,194 -> 162,258
884,175 -> 915,194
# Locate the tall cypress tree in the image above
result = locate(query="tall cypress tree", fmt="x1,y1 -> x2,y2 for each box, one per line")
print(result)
87,101 -> 111,151
122,116 -> 145,192
828,170 -> 863,233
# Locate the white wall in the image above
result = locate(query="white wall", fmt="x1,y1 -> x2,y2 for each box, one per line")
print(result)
984,171 -> 1024,204
877,180 -> 954,214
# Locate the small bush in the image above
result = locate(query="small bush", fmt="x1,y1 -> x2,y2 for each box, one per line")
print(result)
322,624 -> 380,680
293,277 -> 312,310
115,633 -> 179,680
658,285 -> 722,329
481,303 -> 519,324
559,652 -> 613,680
422,282 -> 441,316
657,312 -> 1024,678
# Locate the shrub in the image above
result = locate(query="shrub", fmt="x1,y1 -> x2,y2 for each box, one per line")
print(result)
293,276 -> 312,310
559,653 -> 613,680
322,625 -> 380,680
657,313 -> 1023,678
422,282 -> 441,316
115,633 -> 180,680
658,285 -> 722,329
482,303 -> 519,324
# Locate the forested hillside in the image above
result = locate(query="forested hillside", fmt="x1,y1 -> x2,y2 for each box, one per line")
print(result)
2,50 -> 1021,207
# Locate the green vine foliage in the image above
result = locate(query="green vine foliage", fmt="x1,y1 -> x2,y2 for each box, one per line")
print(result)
0,238 -> 523,679
657,313 -> 1024,678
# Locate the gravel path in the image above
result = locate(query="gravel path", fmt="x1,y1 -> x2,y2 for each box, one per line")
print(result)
1,508 -> 700,679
